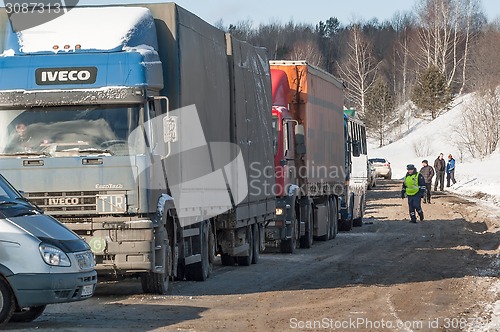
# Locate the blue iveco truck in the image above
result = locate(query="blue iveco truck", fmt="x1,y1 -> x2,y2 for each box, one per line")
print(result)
0,3 -> 275,294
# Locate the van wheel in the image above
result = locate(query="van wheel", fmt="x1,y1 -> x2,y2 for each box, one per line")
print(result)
0,278 -> 15,327
10,305 -> 46,323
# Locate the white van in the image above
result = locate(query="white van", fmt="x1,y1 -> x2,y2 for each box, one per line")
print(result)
0,174 -> 97,326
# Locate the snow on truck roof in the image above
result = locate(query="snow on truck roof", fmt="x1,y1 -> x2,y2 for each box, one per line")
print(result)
15,7 -> 156,53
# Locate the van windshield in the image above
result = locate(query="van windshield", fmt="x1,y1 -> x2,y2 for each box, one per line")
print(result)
0,105 -> 145,157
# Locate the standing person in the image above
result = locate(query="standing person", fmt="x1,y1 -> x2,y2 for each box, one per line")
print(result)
433,153 -> 446,191
446,154 -> 457,187
401,164 -> 426,223
420,160 -> 435,204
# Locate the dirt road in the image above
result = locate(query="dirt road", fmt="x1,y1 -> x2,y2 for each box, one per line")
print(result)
6,180 -> 499,331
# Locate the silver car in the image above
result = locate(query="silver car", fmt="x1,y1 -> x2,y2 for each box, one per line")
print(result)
368,158 -> 392,179
0,174 -> 97,326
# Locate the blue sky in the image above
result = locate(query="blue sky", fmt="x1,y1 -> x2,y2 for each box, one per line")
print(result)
73,0 -> 499,26
172,0 -> 500,26
2,1 -> 498,26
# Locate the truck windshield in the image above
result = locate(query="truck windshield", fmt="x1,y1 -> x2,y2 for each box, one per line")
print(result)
0,105 -> 144,157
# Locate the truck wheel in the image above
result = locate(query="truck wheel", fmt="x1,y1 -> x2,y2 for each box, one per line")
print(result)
280,210 -> 297,253
237,226 -> 253,266
300,203 -> 313,248
220,253 -> 235,266
141,225 -> 171,294
318,200 -> 331,241
251,223 -> 260,264
353,195 -> 365,227
0,278 -> 15,327
185,221 -> 212,281
10,305 -> 46,323
329,198 -> 338,240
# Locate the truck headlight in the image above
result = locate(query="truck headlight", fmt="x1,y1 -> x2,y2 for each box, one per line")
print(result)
39,244 -> 71,267
275,208 -> 284,216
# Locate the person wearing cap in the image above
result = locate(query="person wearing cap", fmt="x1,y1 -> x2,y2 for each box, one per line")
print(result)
420,160 -> 435,203
401,164 -> 426,223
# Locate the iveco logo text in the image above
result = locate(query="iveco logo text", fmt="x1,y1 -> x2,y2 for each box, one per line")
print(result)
41,70 -> 91,82
35,67 -> 97,85
48,198 -> 79,205
95,184 -> 124,189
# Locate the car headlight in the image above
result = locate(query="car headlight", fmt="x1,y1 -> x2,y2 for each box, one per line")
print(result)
39,244 -> 71,267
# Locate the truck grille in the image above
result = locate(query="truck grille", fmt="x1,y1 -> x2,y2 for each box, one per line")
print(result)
25,191 -> 128,215
25,191 -> 99,214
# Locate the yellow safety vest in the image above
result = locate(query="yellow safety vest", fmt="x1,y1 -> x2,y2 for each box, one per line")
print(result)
404,173 -> 420,196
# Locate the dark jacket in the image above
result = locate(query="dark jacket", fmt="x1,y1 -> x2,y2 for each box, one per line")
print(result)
434,157 -> 445,172
420,165 -> 435,184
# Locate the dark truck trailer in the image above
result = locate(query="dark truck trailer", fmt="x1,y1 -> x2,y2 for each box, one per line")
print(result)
0,3 -> 274,293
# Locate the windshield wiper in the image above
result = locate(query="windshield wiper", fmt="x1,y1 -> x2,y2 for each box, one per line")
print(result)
0,152 -> 50,158
74,148 -> 113,156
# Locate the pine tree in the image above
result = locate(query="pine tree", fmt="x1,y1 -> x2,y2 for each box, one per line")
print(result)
411,65 -> 453,119
365,79 -> 395,147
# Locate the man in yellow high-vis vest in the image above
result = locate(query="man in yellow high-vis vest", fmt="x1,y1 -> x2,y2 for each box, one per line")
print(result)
401,164 -> 427,223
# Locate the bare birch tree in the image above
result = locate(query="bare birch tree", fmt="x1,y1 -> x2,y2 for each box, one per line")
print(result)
414,0 -> 483,94
337,24 -> 379,117
287,40 -> 324,67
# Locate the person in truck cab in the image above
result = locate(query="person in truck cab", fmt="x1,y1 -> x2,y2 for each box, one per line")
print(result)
5,122 -> 33,153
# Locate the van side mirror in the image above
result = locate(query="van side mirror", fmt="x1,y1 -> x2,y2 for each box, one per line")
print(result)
295,124 -> 306,155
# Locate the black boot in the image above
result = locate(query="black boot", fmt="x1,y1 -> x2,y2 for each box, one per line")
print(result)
409,212 -> 417,223
418,210 -> 424,221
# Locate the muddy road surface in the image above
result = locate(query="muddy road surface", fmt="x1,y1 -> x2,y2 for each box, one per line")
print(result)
6,180 -> 499,331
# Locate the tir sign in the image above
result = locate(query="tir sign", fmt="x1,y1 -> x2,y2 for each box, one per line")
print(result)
35,67 -> 97,85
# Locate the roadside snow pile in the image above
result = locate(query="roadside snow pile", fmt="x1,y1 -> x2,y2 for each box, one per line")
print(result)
370,93 -> 500,206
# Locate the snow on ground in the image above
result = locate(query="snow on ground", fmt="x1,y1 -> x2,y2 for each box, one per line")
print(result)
369,93 -> 500,207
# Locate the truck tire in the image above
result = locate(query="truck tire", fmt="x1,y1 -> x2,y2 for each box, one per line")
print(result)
339,194 -> 354,231
237,226 -> 253,266
251,223 -> 260,264
0,277 -> 15,327
185,221 -> 211,281
10,305 -> 46,323
317,200 -> 331,241
299,203 -> 313,248
280,211 -> 297,253
140,224 -> 171,294
329,197 -> 338,240
353,195 -> 365,227
220,253 -> 235,266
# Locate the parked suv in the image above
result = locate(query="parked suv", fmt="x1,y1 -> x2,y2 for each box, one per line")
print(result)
368,158 -> 392,179
0,174 -> 97,326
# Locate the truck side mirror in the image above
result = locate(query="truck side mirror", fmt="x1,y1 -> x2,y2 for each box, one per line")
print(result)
352,140 -> 361,157
295,124 -> 306,155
